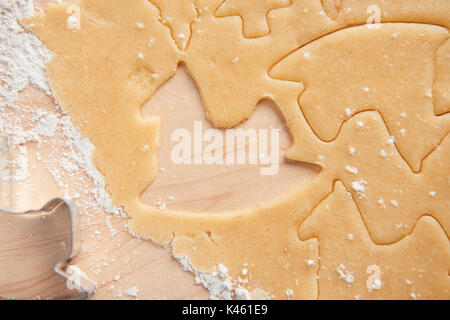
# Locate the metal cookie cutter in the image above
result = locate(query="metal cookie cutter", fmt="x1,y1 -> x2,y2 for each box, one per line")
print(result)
0,132 -> 96,299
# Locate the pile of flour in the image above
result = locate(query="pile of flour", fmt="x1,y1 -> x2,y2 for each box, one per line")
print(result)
0,0 -> 52,104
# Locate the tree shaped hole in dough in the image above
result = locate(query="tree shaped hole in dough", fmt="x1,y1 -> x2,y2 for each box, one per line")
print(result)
271,23 -> 450,173
140,65 -> 320,213
298,181 -> 450,300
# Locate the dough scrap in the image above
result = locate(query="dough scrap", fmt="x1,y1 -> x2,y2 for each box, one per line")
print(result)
23,0 -> 450,299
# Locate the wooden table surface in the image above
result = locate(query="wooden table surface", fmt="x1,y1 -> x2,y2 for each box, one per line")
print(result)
1,0 -> 317,299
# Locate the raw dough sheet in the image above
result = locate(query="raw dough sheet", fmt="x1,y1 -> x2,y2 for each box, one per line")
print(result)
1,0 -> 449,299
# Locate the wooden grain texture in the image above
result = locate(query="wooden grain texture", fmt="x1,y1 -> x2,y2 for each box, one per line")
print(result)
0,0 -> 318,299
1,85 -> 208,299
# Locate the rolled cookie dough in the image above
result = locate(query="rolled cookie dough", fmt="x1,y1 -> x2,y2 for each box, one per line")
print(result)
24,0 -> 449,299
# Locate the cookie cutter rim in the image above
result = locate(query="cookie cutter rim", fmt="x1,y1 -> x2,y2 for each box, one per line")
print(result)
0,132 -> 96,300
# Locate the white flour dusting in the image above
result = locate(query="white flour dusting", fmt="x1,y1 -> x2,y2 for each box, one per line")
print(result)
0,0 -> 253,300
176,255 -> 251,300
0,0 -> 52,105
